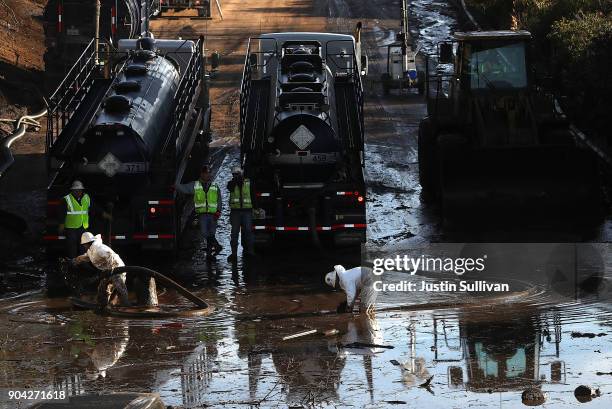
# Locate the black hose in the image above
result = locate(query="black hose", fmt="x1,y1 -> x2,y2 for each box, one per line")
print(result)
109,265 -> 208,308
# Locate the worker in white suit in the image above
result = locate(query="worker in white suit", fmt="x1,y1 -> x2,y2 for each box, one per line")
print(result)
72,232 -> 130,308
325,265 -> 376,314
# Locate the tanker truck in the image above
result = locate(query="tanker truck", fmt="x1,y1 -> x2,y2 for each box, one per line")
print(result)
44,34 -> 211,256
239,28 -> 368,247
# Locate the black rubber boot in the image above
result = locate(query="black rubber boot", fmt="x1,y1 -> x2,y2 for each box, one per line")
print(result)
227,247 -> 238,262
210,236 -> 222,256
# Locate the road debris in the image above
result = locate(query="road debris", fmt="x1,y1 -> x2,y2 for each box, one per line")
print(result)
341,342 -> 394,349
282,329 -> 317,341
521,387 -> 547,406
574,385 -> 601,403
571,332 -> 607,338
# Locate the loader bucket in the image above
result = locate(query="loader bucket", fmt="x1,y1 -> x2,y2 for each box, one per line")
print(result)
439,145 -> 601,221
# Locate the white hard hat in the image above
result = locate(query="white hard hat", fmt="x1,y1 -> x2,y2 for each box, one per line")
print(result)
80,232 -> 100,245
71,180 -> 85,190
325,271 -> 336,287
325,266 -> 345,287
231,166 -> 242,174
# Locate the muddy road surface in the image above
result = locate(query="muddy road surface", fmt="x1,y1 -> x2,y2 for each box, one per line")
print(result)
2,0 -> 612,408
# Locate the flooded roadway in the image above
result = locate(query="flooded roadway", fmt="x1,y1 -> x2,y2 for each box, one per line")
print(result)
2,0 -> 612,407
2,267 -> 612,408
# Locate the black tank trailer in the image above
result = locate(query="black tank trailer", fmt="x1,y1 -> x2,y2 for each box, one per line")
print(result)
240,27 -> 368,247
45,35 -> 211,254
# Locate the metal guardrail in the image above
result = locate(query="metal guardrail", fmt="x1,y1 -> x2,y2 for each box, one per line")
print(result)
46,39 -> 102,152
570,124 -> 612,167
161,37 -> 205,155
325,40 -> 365,150
239,37 -> 279,153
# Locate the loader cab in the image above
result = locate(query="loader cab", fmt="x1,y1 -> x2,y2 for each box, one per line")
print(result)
447,31 -> 532,96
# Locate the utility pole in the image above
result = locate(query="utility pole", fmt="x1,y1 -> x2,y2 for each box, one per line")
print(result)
141,0 -> 152,37
95,0 -> 101,63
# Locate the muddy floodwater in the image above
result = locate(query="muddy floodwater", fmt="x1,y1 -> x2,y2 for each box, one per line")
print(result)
2,258 -> 612,408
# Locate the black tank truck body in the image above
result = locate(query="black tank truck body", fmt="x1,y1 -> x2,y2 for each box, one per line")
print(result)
240,32 -> 367,246
45,35 -> 211,253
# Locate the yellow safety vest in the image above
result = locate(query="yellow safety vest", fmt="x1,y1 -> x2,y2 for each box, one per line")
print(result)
230,179 -> 252,209
194,181 -> 219,214
64,193 -> 90,229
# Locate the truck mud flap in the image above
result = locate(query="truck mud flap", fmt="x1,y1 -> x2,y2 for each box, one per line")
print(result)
439,145 -> 601,218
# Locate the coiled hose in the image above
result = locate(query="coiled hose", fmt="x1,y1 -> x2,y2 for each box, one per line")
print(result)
0,108 -> 47,178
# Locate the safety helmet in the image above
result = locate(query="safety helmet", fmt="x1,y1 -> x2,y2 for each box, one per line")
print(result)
231,166 -> 243,175
80,232 -> 100,245
325,271 -> 336,287
71,180 -> 85,190
325,265 -> 346,287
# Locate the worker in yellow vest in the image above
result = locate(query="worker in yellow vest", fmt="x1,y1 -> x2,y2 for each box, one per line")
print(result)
59,180 -> 92,259
175,165 -> 223,259
227,166 -> 255,262
59,180 -> 112,258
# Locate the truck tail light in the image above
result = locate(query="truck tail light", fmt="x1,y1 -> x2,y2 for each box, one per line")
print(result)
147,200 -> 173,218
357,195 -> 364,203
47,200 -> 60,217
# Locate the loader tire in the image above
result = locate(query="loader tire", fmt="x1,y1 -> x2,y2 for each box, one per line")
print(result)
418,119 -> 438,200
436,133 -> 469,220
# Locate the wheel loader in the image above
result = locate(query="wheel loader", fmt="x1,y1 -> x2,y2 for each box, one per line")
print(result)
418,31 -> 602,220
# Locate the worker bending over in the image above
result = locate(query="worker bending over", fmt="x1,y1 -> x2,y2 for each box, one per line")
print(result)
72,232 -> 130,309
227,166 -> 255,261
325,265 -> 376,314
175,165 -> 223,259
